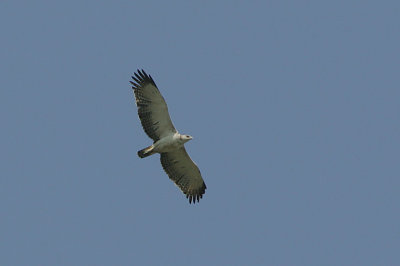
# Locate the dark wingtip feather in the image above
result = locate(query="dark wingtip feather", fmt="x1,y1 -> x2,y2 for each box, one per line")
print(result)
184,181 -> 207,204
131,69 -> 157,88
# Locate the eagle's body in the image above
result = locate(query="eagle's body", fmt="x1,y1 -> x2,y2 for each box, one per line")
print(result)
138,132 -> 191,157
130,70 -> 206,204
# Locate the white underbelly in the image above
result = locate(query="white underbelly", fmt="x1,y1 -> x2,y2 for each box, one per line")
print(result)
154,135 -> 182,153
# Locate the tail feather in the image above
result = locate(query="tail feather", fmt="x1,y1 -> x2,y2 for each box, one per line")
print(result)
138,145 -> 155,158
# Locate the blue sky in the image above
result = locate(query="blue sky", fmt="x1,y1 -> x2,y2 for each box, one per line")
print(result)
1,1 -> 399,265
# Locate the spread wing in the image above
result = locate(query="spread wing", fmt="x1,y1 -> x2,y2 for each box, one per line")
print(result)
160,148 -> 207,204
130,69 -> 177,141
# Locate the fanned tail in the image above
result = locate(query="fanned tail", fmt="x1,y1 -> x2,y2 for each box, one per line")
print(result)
138,145 -> 155,158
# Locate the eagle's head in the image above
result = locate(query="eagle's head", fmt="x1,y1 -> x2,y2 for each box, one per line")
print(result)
180,134 -> 193,143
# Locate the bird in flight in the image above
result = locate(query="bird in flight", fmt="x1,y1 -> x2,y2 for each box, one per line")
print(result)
130,69 -> 206,204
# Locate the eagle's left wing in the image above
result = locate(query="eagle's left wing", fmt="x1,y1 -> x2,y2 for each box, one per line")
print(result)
130,70 -> 177,142
160,148 -> 207,204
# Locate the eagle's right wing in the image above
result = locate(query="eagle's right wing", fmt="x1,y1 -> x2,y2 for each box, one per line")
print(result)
160,148 -> 206,204
130,70 -> 177,142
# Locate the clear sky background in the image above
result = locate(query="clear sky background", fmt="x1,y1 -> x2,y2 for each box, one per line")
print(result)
1,1 -> 399,265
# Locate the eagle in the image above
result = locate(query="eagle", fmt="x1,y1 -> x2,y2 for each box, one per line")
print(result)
130,69 -> 206,204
